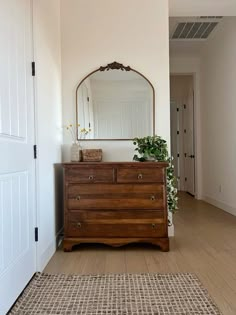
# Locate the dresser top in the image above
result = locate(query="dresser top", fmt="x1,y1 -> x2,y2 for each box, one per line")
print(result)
63,161 -> 169,168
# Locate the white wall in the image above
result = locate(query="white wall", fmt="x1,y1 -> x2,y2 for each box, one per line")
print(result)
169,0 -> 236,16
201,17 -> 236,216
61,0 -> 170,162
33,0 -> 62,270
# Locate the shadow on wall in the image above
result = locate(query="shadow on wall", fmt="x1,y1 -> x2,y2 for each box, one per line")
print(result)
54,164 -> 64,245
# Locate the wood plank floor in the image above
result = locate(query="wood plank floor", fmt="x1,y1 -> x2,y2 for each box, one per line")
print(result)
44,192 -> 236,315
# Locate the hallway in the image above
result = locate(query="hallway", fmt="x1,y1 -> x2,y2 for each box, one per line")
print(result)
45,193 -> 236,314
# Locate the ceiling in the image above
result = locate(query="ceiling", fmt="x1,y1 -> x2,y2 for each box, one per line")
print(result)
169,0 -> 236,17
169,40 -> 205,57
169,16 -> 224,57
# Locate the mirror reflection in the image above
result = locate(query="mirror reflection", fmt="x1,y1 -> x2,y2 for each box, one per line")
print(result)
76,64 -> 154,140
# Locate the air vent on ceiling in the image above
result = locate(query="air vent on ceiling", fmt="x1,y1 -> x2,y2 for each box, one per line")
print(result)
171,21 -> 218,40
200,16 -> 223,19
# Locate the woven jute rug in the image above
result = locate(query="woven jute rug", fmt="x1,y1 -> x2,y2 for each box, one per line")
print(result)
9,273 -> 221,315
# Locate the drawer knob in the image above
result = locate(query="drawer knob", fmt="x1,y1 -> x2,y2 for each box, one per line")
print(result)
77,222 -> 82,228
150,195 -> 156,201
137,173 -> 143,180
76,195 -> 80,200
88,175 -> 94,180
152,223 -> 156,229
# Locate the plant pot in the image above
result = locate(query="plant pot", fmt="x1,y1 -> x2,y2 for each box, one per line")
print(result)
146,156 -> 156,161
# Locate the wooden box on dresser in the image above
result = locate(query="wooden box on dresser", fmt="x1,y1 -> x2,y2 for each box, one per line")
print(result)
63,162 -> 169,252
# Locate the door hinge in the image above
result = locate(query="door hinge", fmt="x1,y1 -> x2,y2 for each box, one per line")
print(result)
32,62 -> 36,76
183,104 -> 186,109
87,97 -> 89,102
184,129 -> 187,133
177,153 -> 180,158
35,227 -> 38,242
177,108 -> 179,112
185,177 -> 187,181
33,145 -> 37,159
177,131 -> 179,135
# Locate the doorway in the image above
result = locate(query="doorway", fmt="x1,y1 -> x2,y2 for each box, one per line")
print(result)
170,75 -> 195,196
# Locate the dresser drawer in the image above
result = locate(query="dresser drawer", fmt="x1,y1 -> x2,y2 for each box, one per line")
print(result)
66,213 -> 166,238
65,168 -> 115,183
66,210 -> 165,222
67,184 -> 165,210
67,184 -> 164,195
117,167 -> 165,183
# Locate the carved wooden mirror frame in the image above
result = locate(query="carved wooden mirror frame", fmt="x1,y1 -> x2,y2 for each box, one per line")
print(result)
76,61 -> 155,141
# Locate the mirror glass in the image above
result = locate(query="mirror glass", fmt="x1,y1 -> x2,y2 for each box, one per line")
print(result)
76,64 -> 154,140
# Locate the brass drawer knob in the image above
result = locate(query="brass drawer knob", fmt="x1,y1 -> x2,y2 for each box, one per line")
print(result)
150,195 -> 156,201
137,173 -> 143,180
88,175 -> 94,180
152,223 -> 156,229
76,195 -> 80,200
77,222 -> 82,228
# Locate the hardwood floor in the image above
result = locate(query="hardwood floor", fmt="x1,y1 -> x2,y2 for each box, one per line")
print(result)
44,192 -> 236,315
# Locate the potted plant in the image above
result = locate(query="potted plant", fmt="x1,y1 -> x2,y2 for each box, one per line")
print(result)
133,135 -> 178,214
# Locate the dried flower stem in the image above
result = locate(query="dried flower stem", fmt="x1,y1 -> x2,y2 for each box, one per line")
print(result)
64,124 -> 91,143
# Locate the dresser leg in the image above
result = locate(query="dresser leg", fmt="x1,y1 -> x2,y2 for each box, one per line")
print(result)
151,238 -> 169,252
63,240 -> 73,252
159,238 -> 169,252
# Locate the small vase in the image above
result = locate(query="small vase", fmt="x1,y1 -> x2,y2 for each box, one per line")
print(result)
70,142 -> 82,162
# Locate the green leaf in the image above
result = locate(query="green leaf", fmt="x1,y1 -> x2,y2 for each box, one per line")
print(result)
132,135 -> 178,213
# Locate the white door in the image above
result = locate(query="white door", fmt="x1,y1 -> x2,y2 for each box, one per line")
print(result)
170,100 -> 180,190
183,85 -> 195,195
0,0 -> 36,314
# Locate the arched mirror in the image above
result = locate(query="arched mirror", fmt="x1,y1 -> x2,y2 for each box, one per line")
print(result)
76,62 -> 155,140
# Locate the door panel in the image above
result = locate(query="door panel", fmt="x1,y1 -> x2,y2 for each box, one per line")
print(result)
0,172 -> 31,273
0,0 -> 36,314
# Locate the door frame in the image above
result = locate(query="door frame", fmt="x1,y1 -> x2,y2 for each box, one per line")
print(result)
170,71 -> 201,200
31,0 -> 39,271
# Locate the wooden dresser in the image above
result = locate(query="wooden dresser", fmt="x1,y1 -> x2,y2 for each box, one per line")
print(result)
63,162 -> 169,252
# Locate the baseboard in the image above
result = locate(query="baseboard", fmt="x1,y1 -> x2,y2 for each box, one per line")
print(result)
195,193 -> 203,200
37,227 -> 63,272
203,196 -> 236,217
56,227 -> 64,248
38,240 -> 56,272
168,224 -> 174,237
